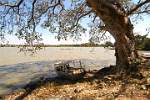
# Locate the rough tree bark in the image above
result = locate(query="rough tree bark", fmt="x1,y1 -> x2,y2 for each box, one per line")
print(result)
87,0 -> 140,73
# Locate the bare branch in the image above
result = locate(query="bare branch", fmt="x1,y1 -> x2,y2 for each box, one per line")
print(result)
0,0 -> 24,8
92,14 -> 97,23
127,0 -> 150,15
73,10 -> 93,27
28,0 -> 37,31
35,0 -> 64,19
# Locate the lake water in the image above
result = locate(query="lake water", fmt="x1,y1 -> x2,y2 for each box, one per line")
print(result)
0,47 -> 116,66
0,47 -> 116,95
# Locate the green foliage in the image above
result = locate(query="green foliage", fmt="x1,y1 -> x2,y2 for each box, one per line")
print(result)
102,41 -> 114,47
135,34 -> 150,50
99,41 -> 114,48
105,41 -> 114,47
143,38 -> 150,50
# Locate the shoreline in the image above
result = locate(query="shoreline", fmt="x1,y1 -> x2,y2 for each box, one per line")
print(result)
2,60 -> 150,100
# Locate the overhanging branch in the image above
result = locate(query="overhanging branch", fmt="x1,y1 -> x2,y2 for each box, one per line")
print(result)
0,0 -> 24,8
127,0 -> 150,15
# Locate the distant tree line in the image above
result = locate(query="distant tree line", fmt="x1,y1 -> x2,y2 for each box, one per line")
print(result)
0,42 -> 101,47
0,41 -> 115,48
135,34 -> 150,51
1,35 -> 149,50
100,41 -> 114,48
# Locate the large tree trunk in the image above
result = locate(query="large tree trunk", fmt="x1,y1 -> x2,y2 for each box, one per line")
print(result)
87,0 -> 140,73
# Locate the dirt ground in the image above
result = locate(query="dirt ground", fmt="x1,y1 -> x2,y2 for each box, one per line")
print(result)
2,60 -> 150,100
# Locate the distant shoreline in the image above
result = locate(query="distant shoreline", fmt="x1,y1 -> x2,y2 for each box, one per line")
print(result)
0,44 -> 105,47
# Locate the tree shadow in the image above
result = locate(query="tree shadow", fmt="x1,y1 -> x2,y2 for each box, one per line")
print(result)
13,63 -> 149,100
14,65 -> 116,99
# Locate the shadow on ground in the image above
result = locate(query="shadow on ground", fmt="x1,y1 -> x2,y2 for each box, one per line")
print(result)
2,59 -> 150,100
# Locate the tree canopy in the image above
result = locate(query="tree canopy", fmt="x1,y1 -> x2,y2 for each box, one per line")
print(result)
0,0 -> 149,45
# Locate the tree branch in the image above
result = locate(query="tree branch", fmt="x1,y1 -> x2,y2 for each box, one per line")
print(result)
0,0 -> 24,8
35,0 -> 64,19
28,0 -> 37,31
127,0 -> 150,15
71,10 -> 93,30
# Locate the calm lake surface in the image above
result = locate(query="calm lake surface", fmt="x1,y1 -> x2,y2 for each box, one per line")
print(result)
3,47 -> 149,95
0,47 -> 116,66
